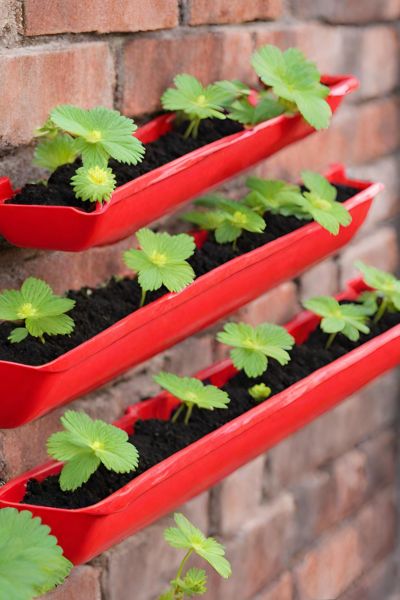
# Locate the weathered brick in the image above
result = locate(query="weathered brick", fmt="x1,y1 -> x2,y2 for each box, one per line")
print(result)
0,0 -> 20,45
215,456 -> 265,535
263,372 -> 398,494
187,0 -> 283,25
43,566 -> 101,600
300,258 -> 339,302
294,525 -> 363,599
354,488 -> 396,566
0,43 -> 114,146
24,0 -> 178,36
288,0 -> 400,23
253,572 -> 293,600
360,429 -> 397,496
339,226 -> 398,285
341,555 -> 398,600
238,282 -> 300,326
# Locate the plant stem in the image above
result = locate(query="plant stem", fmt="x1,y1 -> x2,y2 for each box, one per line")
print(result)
139,288 -> 147,308
171,403 -> 185,423
175,549 -> 193,582
232,239 -> 238,251
184,404 -> 194,425
373,297 -> 388,323
325,332 -> 337,349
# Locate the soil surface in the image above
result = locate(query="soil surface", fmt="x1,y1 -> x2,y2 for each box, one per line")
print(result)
7,119 -> 243,212
0,184 -> 357,366
23,305 -> 400,509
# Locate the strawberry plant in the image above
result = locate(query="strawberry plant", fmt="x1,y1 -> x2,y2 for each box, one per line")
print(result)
227,93 -> 284,126
303,296 -> 373,348
251,45 -> 331,130
356,262 -> 400,323
0,507 -> 72,600
183,196 -> 266,247
161,74 -> 228,138
154,372 -> 230,424
33,133 -> 79,173
47,411 -> 139,491
123,228 -> 196,307
71,165 -> 116,203
217,321 -> 294,378
248,382 -> 272,402
0,277 -> 75,344
245,177 -> 304,217
159,513 -> 231,599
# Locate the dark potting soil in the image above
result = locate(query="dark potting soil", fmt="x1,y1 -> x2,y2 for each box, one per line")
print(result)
23,305 -> 400,509
0,184 -> 358,366
7,118 -> 243,212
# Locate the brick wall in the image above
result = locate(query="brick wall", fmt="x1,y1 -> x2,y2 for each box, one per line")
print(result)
0,1 -> 399,598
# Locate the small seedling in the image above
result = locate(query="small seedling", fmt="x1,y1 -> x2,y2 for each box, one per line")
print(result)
227,94 -> 284,126
248,383 -> 272,402
47,410 -> 139,491
71,164 -> 116,203
213,79 -> 251,105
123,228 -> 196,307
161,74 -> 228,138
356,261 -> 400,323
303,296 -> 373,348
33,133 -> 79,173
50,105 -> 145,167
0,507 -> 72,600
159,513 -> 231,599
154,372 -> 230,425
251,45 -> 331,130
0,277 -> 75,344
245,177 -> 305,217
183,196 -> 266,248
296,171 -> 352,234
217,321 -> 295,378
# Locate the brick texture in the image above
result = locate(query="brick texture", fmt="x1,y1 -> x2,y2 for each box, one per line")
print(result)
23,0 -> 179,36
0,2 -> 399,600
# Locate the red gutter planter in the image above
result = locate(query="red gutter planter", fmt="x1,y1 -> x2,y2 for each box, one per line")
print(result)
0,279 -> 398,564
0,75 -> 358,252
0,165 -> 382,429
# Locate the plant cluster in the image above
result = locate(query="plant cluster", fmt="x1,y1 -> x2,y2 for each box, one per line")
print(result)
0,507 -> 72,600
162,44 -> 331,137
304,263 -> 400,347
33,105 -> 145,203
159,513 -> 231,599
184,170 -> 352,241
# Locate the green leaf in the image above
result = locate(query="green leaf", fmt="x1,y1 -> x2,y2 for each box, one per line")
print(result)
154,372 -> 230,422
161,74 -> 227,137
213,79 -> 251,105
51,105 -> 145,166
356,262 -> 400,316
0,508 -> 72,600
34,134 -> 79,172
171,568 -> 208,597
227,95 -> 284,126
0,277 -> 75,343
303,295 -> 372,344
217,322 -> 295,377
164,513 -> 232,579
47,410 -> 139,491
123,228 -> 196,295
71,164 -> 116,203
248,383 -> 272,402
251,45 -> 331,130
245,177 -> 305,217
301,171 -> 337,202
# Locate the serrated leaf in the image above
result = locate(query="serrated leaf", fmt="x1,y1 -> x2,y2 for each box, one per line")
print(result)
123,228 -> 196,295
245,177 -> 305,217
217,321 -> 294,377
356,262 -> 400,316
34,134 -> 79,172
71,164 -> 116,203
251,44 -> 331,129
0,277 -> 75,343
227,95 -> 284,126
51,105 -> 145,166
165,513 -> 232,579
47,410 -> 139,491
0,508 -> 72,600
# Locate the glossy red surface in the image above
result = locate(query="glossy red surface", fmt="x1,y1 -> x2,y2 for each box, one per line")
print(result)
0,165 -> 382,428
0,279 -> 398,564
0,75 -> 358,251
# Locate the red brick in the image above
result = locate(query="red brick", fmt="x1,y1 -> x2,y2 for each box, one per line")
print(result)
24,0 -> 178,35
253,572 -> 293,600
339,226 -> 398,285
122,29 -> 255,116
0,0 -> 19,42
187,0 -> 283,25
288,0 -> 400,23
293,525 -> 363,599
354,488 -> 396,566
300,259 -> 339,302
361,430 -> 397,495
0,43 -> 114,146
341,556 -> 398,600
43,566 -> 101,600
238,282 -> 301,326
